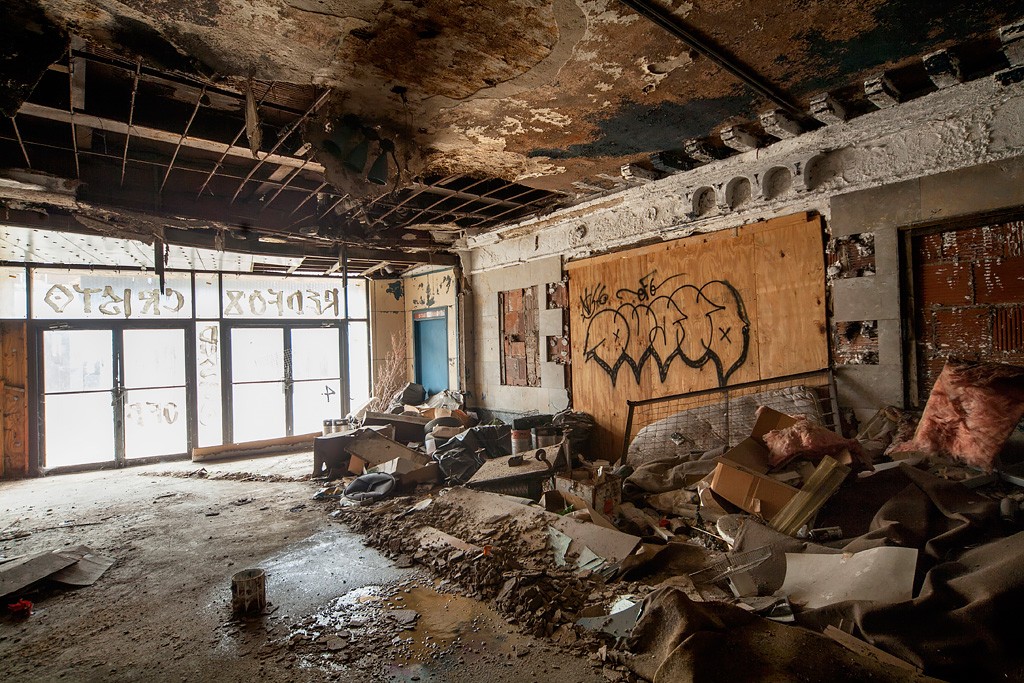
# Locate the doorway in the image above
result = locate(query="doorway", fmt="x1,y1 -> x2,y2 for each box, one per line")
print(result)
413,309 -> 449,395
41,326 -> 189,468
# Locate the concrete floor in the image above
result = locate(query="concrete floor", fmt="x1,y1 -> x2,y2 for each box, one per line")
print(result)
0,454 -> 605,682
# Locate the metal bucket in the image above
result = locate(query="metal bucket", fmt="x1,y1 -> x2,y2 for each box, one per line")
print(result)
534,426 -> 563,448
231,568 -> 266,615
511,429 -> 533,453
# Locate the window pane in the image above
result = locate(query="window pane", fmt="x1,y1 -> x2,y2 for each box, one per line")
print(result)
220,274 -> 345,320
348,321 -> 370,408
123,329 -> 185,388
232,382 -> 286,442
43,330 -> 113,393
195,273 -> 220,318
0,266 -> 27,319
347,279 -> 367,318
196,322 -> 223,447
230,328 -> 284,382
291,328 -> 340,380
31,269 -> 192,320
124,387 -> 188,458
292,379 -> 342,435
44,392 -> 115,467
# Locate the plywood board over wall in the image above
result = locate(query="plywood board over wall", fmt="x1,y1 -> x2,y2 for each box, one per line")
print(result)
1,322 -> 30,478
567,213 -> 828,456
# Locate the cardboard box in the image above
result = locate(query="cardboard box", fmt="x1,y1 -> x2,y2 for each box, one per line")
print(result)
346,454 -> 368,476
553,468 -> 622,518
710,408 -> 800,518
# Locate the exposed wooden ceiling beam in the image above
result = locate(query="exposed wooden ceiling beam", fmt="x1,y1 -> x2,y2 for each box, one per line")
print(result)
17,102 -> 325,174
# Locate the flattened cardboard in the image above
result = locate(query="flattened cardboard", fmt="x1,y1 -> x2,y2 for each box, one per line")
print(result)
369,458 -> 439,486
50,546 -> 115,586
0,551 -> 77,597
346,454 -> 368,476
345,428 -> 430,467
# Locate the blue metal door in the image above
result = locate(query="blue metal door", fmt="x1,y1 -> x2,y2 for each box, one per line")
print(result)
413,311 -> 449,396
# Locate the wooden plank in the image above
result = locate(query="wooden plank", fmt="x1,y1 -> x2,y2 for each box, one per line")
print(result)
1,322 -> 29,479
568,213 -> 827,455
565,212 -> 812,271
192,432 -> 318,462
2,385 -> 28,478
754,214 -> 828,378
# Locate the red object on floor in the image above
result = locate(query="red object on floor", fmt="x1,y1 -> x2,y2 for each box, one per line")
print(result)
8,599 -> 33,617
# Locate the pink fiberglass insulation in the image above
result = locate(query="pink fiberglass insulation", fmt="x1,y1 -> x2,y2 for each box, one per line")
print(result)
893,359 -> 1024,472
762,414 -> 863,468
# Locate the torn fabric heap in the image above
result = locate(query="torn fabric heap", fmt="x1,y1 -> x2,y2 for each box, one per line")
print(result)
624,585 -> 942,683
893,358 -> 1024,472
734,465 -> 1020,682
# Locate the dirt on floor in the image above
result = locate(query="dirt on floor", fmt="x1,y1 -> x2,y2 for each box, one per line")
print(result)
0,454 -> 606,682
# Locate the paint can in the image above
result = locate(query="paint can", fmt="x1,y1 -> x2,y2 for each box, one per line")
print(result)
332,418 -> 346,433
231,568 -> 266,615
511,429 -> 533,454
534,426 -> 563,448
323,419 -> 334,436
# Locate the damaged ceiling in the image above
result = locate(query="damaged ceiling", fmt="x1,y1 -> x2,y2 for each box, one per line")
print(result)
0,0 -> 1020,263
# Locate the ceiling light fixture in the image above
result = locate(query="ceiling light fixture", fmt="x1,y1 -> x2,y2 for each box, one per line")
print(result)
367,139 -> 395,185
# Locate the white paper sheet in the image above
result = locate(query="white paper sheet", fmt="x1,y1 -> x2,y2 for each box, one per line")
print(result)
779,546 -> 918,609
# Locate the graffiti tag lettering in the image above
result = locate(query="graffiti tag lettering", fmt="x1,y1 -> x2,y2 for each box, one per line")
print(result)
581,272 -> 750,387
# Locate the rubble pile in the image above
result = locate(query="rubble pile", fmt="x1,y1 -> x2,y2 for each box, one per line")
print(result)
339,496 -> 608,637
312,360 -> 1024,681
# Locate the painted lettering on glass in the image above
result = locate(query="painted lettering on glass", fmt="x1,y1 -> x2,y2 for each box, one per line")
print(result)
43,284 -> 184,317
580,272 -> 750,387
223,288 -> 341,317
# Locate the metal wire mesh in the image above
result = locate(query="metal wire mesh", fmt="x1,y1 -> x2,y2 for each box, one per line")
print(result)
622,370 -> 838,463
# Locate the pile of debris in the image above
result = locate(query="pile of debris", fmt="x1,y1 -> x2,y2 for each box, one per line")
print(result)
316,359 -> 1024,682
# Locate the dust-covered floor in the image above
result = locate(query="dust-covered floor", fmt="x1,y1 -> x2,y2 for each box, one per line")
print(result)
0,454 -> 605,682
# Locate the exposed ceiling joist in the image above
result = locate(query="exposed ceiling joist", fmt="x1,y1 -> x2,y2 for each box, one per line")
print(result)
16,102 -> 325,174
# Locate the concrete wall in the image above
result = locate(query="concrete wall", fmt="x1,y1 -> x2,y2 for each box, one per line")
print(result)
369,278 -> 408,389
458,75 -> 1024,427
465,256 -> 568,419
370,266 -> 460,400
829,157 -> 1024,424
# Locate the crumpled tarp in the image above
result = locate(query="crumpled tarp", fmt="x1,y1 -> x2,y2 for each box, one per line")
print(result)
623,448 -> 724,496
433,425 -> 512,484
624,585 -> 942,683
733,464 -> 1021,682
893,358 -> 1024,472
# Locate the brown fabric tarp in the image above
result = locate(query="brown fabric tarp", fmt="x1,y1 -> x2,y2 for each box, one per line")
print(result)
625,585 -> 943,683
731,464 -> 1023,682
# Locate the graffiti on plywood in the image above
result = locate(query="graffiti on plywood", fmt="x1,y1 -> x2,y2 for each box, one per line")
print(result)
580,271 -> 750,387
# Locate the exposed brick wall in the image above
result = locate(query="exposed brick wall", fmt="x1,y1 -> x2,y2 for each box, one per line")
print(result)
827,233 -> 876,280
833,320 -> 879,365
913,220 -> 1024,403
499,287 -> 540,387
